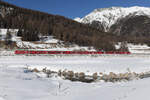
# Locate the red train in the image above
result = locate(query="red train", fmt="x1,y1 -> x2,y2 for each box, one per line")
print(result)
15,50 -> 131,55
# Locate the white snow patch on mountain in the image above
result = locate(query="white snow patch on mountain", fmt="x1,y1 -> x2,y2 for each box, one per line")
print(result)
74,17 -> 82,22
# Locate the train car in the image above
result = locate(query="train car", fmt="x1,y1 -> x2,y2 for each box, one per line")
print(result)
15,50 -> 131,55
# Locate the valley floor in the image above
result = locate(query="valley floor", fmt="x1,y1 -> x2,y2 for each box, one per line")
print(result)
0,55 -> 150,100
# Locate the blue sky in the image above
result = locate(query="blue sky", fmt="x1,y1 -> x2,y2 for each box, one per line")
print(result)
4,0 -> 150,19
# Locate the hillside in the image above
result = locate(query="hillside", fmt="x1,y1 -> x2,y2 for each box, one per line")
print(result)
0,1 -> 116,51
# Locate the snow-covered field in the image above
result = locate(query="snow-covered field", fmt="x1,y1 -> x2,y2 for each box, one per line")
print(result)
1,55 -> 150,75
0,55 -> 150,100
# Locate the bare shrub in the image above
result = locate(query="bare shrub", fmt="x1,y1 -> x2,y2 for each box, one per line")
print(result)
62,70 -> 67,77
139,72 -> 150,79
130,72 -> 138,79
123,73 -> 130,79
42,67 -> 47,73
46,70 -> 51,78
79,72 -> 85,80
93,72 -> 98,80
109,72 -> 117,78
32,68 -> 40,73
116,72 -> 132,81
99,72 -> 103,76
75,72 -> 79,78
108,72 -> 117,82
66,71 -> 74,79
139,72 -> 145,78
58,70 -> 62,76
101,74 -> 108,81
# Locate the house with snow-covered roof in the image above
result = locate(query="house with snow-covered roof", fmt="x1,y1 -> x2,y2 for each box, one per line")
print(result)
0,29 -> 18,41
0,29 -> 7,41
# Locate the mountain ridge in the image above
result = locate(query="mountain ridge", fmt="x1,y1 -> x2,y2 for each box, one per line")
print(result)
75,6 -> 150,32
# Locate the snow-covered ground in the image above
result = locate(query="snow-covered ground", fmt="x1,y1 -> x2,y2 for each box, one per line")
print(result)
1,28 -> 150,99
115,43 -> 150,54
1,55 -> 150,75
0,55 -> 150,100
128,44 -> 150,54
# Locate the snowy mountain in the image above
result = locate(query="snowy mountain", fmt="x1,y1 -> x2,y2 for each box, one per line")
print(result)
75,6 -> 150,32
